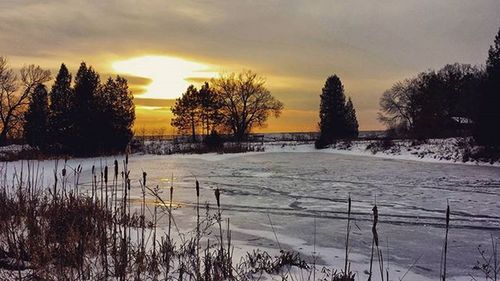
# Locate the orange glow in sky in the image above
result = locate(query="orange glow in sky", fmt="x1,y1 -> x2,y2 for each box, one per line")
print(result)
112,55 -> 217,100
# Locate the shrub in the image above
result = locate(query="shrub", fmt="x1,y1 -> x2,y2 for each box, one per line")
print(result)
366,138 -> 397,154
203,130 -> 224,151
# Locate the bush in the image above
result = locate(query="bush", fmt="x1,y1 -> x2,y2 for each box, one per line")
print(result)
366,138 -> 397,154
203,130 -> 224,151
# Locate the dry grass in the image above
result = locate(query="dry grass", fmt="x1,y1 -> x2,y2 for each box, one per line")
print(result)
0,159 -> 352,281
3,157 -> 487,281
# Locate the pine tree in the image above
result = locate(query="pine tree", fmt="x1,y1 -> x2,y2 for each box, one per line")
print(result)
171,85 -> 200,142
317,75 -> 350,148
98,76 -> 135,151
111,76 -> 135,150
345,97 -> 359,138
475,27 -> 500,147
24,84 -> 49,148
49,63 -> 73,149
96,77 -> 116,151
71,62 -> 101,154
486,29 -> 500,79
198,82 -> 223,136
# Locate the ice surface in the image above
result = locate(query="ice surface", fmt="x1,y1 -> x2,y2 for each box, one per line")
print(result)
2,146 -> 500,280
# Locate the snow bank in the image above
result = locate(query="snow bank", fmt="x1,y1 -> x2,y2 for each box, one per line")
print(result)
260,138 -> 500,167
138,135 -> 500,166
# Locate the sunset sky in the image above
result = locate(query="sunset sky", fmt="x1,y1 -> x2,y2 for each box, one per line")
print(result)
1,0 -> 499,133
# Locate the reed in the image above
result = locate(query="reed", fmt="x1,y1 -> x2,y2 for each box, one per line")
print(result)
440,202 -> 450,281
0,159 -> 364,281
196,179 -> 201,280
344,194 -> 351,277
369,203 -> 381,281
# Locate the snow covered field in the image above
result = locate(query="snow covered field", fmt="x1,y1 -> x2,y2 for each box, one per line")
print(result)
2,146 -> 500,280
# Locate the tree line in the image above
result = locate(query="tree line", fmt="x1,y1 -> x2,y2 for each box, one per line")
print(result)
171,71 -> 284,143
379,27 -> 500,148
0,58 -> 135,155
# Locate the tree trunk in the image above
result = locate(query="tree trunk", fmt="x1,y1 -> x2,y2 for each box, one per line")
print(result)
0,114 -> 12,146
234,127 -> 245,143
0,127 -> 8,146
191,119 -> 196,143
206,118 -> 210,136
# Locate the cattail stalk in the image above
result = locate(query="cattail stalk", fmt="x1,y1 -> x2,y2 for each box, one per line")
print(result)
369,204 -> 379,281
91,165 -> 95,203
227,217 -> 232,278
215,187 -> 223,258
166,173 -> 174,277
196,180 -> 201,280
152,185 -> 159,277
168,174 -> 173,239
104,166 -> 108,211
344,195 -> 351,276
53,160 -> 59,202
441,203 -> 450,281
141,172 -> 147,252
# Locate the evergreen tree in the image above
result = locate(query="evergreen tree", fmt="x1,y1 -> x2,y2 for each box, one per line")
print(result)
317,75 -> 357,148
98,76 -> 135,151
24,84 -> 49,148
110,76 -> 135,150
49,63 -> 73,149
71,62 -> 101,154
475,27 -> 500,147
345,97 -> 359,138
171,85 -> 200,142
198,82 -> 223,136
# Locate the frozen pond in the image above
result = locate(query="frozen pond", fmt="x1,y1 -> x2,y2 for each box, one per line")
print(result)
4,150 -> 500,280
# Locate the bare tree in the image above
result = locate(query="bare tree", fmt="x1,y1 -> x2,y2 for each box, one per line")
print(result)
0,57 -> 51,144
211,71 -> 283,141
378,79 -> 416,134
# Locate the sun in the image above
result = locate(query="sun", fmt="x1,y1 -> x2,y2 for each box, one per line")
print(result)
112,55 -> 217,99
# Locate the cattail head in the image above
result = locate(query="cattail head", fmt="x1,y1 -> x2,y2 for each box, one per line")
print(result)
348,195 -> 351,213
214,187 -> 220,208
170,173 -> 174,196
196,180 -> 200,197
372,205 -> 378,225
62,168 -> 66,177
127,178 -> 131,190
143,172 -> 147,186
125,153 -> 129,165
114,160 -> 118,177
104,166 -> 108,184
92,165 -> 95,175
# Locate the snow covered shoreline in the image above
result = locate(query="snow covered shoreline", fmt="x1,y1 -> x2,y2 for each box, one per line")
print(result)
141,138 -> 500,167
1,136 -> 499,168
265,139 -> 500,167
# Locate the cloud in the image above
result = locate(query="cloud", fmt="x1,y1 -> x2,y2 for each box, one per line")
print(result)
1,0 -> 499,130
